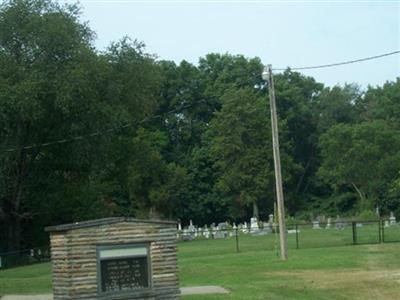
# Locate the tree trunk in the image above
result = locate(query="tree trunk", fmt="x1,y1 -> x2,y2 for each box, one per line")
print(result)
7,217 -> 22,251
351,183 -> 368,210
252,201 -> 259,219
295,154 -> 313,194
149,206 -> 162,220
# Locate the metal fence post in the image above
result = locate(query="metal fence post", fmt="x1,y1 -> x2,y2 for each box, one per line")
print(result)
295,224 -> 299,249
378,220 -> 382,243
235,228 -> 239,253
382,219 -> 385,243
352,222 -> 357,245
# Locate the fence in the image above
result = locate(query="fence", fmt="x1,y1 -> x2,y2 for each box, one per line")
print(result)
177,219 -> 400,258
0,246 -> 50,269
1,219 -> 399,269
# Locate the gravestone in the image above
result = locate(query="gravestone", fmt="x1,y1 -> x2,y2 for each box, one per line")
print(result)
242,222 -> 249,234
182,228 -> 193,241
335,215 -> 344,230
230,223 -> 237,237
210,223 -> 216,238
268,214 -> 274,224
390,212 -> 396,225
326,217 -> 332,229
203,225 -> 210,239
312,220 -> 320,229
188,220 -> 196,236
215,222 -> 228,239
250,217 -> 260,234
46,217 -> 179,300
268,214 -> 274,232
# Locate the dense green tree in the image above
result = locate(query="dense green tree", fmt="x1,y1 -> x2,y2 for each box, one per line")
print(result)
318,121 -> 400,211
208,87 -> 299,219
198,53 -> 263,100
127,128 -> 188,219
0,1 -> 162,251
157,60 -> 211,162
357,79 -> 400,126
0,0 -> 103,250
316,84 -> 360,132
1,0 -> 399,252
272,71 -> 324,211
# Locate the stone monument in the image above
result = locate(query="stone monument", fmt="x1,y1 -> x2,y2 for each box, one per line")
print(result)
326,217 -> 331,229
312,220 -> 320,229
390,212 -> 396,225
250,217 -> 260,234
46,217 -> 179,300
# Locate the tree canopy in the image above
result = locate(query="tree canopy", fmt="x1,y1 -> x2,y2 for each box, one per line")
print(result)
0,0 -> 399,252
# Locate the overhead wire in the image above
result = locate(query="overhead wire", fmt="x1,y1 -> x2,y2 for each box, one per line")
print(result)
3,101 -> 200,153
272,50 -> 400,71
3,50 -> 399,153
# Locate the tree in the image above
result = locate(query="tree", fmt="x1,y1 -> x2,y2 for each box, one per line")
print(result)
127,128 -> 188,219
318,121 -> 400,211
316,84 -> 360,133
0,0 -> 102,250
208,87 -> 298,219
273,71 -> 324,207
357,78 -> 400,126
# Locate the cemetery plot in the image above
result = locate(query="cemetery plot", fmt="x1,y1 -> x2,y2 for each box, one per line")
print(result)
177,217 -> 400,256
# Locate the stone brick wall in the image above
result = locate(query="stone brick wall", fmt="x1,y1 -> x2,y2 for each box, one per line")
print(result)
47,218 -> 179,300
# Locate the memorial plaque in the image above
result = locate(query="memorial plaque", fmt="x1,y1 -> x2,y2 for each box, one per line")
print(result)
97,244 -> 150,294
100,257 -> 148,292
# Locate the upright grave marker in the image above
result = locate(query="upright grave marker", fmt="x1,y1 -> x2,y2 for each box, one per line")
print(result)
46,217 -> 179,300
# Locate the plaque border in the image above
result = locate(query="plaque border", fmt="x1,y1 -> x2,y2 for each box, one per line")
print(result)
96,243 -> 152,296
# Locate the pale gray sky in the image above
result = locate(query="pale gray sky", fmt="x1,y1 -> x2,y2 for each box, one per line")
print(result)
68,0 -> 399,87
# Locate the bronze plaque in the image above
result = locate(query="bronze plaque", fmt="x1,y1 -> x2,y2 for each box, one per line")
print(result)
100,257 -> 149,292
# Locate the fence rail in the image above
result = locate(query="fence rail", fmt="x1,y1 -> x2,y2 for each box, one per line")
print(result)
0,246 -> 50,269
1,219 -> 398,269
177,219 -> 400,256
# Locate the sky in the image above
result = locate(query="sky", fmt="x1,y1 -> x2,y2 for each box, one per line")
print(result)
65,0 -> 399,88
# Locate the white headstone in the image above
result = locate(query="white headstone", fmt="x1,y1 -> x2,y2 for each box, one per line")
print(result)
188,220 -> 196,235
204,227 -> 210,239
242,222 -> 249,233
312,220 -> 320,229
250,217 -> 260,233
390,212 -> 396,225
268,214 -> 274,224
326,217 -> 332,229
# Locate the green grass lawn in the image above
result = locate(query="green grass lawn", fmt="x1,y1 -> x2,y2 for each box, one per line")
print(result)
1,226 -> 400,299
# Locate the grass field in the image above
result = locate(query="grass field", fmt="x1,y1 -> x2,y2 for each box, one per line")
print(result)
1,225 -> 400,299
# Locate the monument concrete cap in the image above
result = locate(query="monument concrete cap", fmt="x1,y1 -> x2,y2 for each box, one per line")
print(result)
45,217 -> 177,232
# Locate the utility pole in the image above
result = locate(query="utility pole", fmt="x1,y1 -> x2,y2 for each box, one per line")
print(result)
262,64 -> 288,261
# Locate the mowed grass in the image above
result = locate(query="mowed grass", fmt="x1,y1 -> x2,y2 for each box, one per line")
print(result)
1,225 -> 400,299
0,262 -> 52,295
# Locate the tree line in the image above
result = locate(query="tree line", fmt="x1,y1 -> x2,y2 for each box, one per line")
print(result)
0,0 -> 399,251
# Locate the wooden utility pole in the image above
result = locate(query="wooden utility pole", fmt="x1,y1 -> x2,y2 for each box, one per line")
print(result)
264,64 -> 288,261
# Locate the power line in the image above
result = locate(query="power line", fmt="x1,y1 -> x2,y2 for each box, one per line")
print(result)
3,50 -> 399,152
4,101 -> 200,153
273,50 -> 400,71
